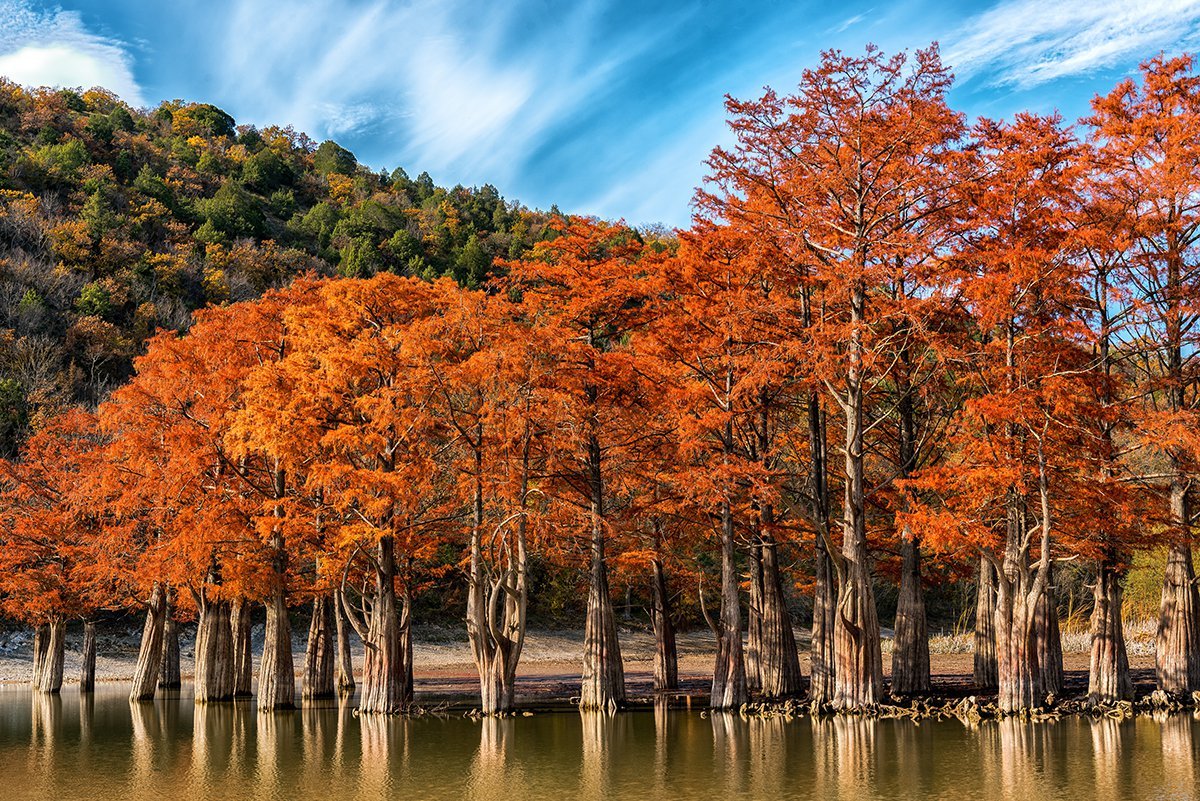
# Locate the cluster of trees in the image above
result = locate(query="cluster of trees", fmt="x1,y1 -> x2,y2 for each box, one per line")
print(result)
0,80 -> 557,457
4,45 -> 1200,718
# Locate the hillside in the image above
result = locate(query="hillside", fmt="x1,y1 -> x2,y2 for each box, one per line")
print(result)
0,83 -> 559,455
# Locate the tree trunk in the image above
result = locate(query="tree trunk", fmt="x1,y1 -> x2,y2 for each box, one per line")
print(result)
1088,559 -> 1132,704
891,537 -> 930,696
158,597 -> 181,690
832,291 -> 884,710
354,535 -> 407,714
746,542 -> 763,696
31,624 -> 46,689
711,500 -> 748,710
79,620 -> 97,693
974,556 -> 999,690
1156,540 -> 1200,694
334,593 -> 356,696
758,534 -> 803,700
302,594 -> 336,701
993,488 -> 1051,714
808,394 -> 836,704
33,618 -> 66,693
1034,566 -> 1064,698
259,585 -> 295,710
579,434 -> 625,712
194,594 -> 234,703
129,582 -> 167,702
650,558 -> 678,692
230,597 -> 253,698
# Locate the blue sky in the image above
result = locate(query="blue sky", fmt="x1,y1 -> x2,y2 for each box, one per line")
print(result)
2,0 -> 1200,226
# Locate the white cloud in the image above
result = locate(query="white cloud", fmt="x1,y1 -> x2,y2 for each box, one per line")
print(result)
214,0 -> 676,191
944,0 -> 1200,88
0,1 -> 144,105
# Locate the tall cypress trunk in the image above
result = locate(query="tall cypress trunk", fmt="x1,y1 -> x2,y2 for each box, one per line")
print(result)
758,532 -> 803,700
650,557 -> 678,692
260,469 -> 296,711
1088,558 -> 1132,704
1156,537 -> 1200,695
890,370 -> 929,697
746,542 -> 764,695
302,594 -> 336,701
334,593 -> 356,696
32,624 -> 46,689
259,585 -> 295,710
711,499 -> 748,709
352,535 -> 407,714
580,433 -> 624,712
159,595 -> 181,690
1034,565 -> 1064,697
466,440 -> 530,716
80,620 -> 97,693
230,597 -> 253,698
33,618 -> 66,693
194,592 -> 234,703
974,556 -> 999,690
833,296 -> 884,709
993,480 -> 1052,714
808,394 -> 836,704
129,582 -> 167,702
891,537 -> 930,696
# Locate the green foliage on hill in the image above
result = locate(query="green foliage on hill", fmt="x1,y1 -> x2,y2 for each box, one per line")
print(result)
0,83 -> 558,455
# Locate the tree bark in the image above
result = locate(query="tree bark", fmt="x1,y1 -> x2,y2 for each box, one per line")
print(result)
808,394 -> 836,704
302,594 -> 336,701
259,585 -> 295,710
350,535 -> 408,714
334,593 -> 356,696
260,469 -> 296,711
832,284 -> 884,710
711,499 -> 748,709
79,620 -> 97,693
33,618 -> 65,693
891,536 -> 930,696
129,582 -> 167,702
746,542 -> 763,696
579,433 -> 625,712
993,486 -> 1051,714
193,593 -> 234,703
974,556 -> 999,690
1034,565 -> 1064,698
230,597 -> 253,698
158,596 -> 181,690
1088,559 -> 1132,704
1156,539 -> 1200,694
757,533 -> 803,700
650,557 -> 678,692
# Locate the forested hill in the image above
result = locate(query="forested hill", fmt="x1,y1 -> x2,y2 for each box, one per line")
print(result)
0,83 -> 562,455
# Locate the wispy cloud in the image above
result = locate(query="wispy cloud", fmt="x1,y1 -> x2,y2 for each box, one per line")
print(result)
0,0 -> 144,105
211,0 -> 681,193
830,11 -> 870,34
945,0 -> 1200,88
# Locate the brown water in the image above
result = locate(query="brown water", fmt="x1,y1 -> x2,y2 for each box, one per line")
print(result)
1,683 -> 1197,800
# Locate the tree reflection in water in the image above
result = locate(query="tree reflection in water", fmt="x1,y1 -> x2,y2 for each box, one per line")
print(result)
467,716 -> 524,801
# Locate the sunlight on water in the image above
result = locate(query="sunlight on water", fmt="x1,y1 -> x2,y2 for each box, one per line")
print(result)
1,684 -> 1197,800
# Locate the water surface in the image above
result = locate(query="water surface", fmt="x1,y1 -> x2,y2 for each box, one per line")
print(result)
1,684 -> 1196,800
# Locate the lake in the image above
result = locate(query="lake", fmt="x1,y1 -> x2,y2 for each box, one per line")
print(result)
0,684 -> 1196,800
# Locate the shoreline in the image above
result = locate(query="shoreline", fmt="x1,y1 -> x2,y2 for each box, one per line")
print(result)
1,624 -> 1175,717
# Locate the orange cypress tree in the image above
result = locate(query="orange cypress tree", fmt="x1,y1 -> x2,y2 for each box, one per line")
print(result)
702,44 -> 966,709
0,409 -> 108,693
502,217 -> 667,712
1085,54 -> 1200,696
236,274 -> 451,715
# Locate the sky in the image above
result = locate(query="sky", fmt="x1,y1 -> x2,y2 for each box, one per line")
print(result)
1,1 -> 1200,227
